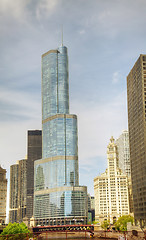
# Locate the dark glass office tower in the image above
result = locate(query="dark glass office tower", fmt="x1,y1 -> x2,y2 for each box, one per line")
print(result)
26,130 -> 42,221
34,45 -> 87,225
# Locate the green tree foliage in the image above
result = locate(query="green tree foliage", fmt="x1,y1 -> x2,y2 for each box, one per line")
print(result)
115,215 -> 134,231
101,220 -> 110,230
0,222 -> 31,240
92,220 -> 99,225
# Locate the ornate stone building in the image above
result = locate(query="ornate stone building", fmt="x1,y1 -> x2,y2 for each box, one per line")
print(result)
94,137 -> 130,224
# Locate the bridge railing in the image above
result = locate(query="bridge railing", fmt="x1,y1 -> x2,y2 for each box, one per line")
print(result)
32,224 -> 94,233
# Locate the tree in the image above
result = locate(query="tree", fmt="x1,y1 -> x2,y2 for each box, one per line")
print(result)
0,222 -> 31,240
115,215 -> 134,231
92,220 -> 99,225
101,220 -> 110,230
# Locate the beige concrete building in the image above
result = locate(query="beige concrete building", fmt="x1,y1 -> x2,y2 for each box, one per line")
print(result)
9,159 -> 27,223
0,166 -> 7,224
127,55 -> 146,227
94,137 -> 129,224
9,163 -> 19,223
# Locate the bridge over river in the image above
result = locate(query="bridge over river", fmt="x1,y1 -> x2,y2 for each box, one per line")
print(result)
32,224 -> 94,239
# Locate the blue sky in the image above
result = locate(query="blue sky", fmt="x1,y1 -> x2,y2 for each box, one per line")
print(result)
1,0 -> 146,200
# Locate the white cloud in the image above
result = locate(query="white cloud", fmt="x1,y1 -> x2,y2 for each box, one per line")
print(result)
78,29 -> 86,35
36,0 -> 58,20
112,71 -> 121,84
0,0 -> 28,22
0,87 -> 41,120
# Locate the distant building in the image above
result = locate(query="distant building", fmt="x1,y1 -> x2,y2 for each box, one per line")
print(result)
9,163 -> 19,223
90,196 -> 95,210
116,130 -> 131,176
94,137 -> 129,224
116,130 -> 133,214
127,54 -> 146,227
0,166 -> 7,224
9,130 -> 42,224
17,159 -> 27,222
26,130 -> 42,222
87,194 -> 95,222
9,159 -> 27,223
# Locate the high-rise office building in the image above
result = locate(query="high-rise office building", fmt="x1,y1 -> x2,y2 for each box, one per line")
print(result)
90,196 -> 95,210
17,159 -> 27,222
87,194 -> 95,222
94,137 -> 129,224
9,130 -> 42,224
26,130 -> 42,221
9,163 -> 19,223
34,44 -> 87,225
9,159 -> 27,223
0,166 -> 7,224
116,130 -> 133,214
127,54 -> 146,227
116,130 -> 131,177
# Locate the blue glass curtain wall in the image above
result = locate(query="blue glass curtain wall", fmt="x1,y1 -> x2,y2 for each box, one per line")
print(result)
34,159 -> 78,190
43,116 -> 77,159
34,190 -> 87,219
42,46 -> 69,120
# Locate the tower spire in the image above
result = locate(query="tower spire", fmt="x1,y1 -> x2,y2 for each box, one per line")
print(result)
61,25 -> 63,46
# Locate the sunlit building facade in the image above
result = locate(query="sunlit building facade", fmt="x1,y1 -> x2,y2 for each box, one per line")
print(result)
0,166 -> 7,224
9,159 -> 27,223
127,54 -> 146,227
94,137 -> 129,224
34,45 -> 87,225
9,163 -> 19,223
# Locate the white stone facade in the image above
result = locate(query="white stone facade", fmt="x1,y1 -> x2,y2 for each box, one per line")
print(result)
94,137 -> 130,224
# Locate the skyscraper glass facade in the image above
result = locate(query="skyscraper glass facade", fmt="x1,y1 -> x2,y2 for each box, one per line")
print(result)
116,130 -> 131,177
34,45 -> 87,225
42,46 -> 69,119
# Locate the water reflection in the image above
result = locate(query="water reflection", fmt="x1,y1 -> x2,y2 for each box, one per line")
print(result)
37,233 -> 114,240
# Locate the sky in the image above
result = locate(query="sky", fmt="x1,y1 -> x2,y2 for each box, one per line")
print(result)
1,0 -> 146,204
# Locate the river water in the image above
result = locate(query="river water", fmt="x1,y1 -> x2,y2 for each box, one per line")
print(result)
37,232 -> 118,240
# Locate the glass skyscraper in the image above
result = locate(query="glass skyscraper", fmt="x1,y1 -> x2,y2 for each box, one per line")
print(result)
34,45 -> 87,225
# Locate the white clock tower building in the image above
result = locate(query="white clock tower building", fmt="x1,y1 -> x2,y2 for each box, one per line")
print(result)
94,137 -> 130,224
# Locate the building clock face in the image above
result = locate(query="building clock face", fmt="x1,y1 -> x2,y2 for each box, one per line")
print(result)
109,154 -> 113,158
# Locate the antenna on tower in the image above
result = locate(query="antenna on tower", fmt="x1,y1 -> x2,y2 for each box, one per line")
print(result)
61,25 -> 63,46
